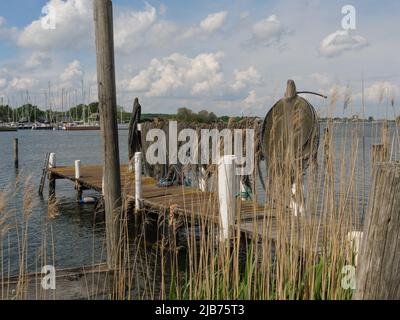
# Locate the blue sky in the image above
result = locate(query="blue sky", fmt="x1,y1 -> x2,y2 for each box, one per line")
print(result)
0,0 -> 399,118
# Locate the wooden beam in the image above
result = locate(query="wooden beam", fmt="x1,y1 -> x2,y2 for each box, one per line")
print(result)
13,138 -> 19,169
93,0 -> 122,269
218,155 -> 237,242
354,163 -> 400,299
48,153 -> 57,202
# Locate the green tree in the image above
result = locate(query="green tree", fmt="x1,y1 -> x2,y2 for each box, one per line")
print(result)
177,107 -> 194,122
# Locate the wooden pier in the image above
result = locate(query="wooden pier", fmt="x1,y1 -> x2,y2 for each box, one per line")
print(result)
48,164 -> 268,225
47,164 -> 352,254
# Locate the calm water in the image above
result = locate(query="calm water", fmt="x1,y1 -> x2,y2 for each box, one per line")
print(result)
0,122 -> 398,275
0,130 -> 129,275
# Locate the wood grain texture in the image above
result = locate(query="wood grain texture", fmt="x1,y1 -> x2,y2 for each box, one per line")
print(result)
93,0 -> 121,268
354,163 -> 400,300
48,164 -> 360,255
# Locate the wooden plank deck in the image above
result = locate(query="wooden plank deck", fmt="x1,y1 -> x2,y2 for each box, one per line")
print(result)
48,165 -> 361,254
49,165 -> 269,225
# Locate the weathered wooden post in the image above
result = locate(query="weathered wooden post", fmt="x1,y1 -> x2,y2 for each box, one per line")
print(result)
218,155 -> 237,242
382,120 -> 389,157
48,153 -> 56,201
75,160 -> 82,201
75,160 -> 81,180
134,152 -> 142,211
199,167 -> 207,192
13,138 -> 18,169
93,0 -> 122,269
354,163 -> 400,300
102,175 -> 105,196
371,144 -> 387,165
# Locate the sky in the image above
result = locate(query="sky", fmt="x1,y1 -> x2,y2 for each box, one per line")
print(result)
0,0 -> 399,119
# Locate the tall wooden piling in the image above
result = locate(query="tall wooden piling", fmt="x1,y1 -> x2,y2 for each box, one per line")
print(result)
354,163 -> 400,300
93,0 -> 122,269
13,138 -> 18,168
134,152 -> 142,211
48,153 -> 56,201
218,155 -> 237,242
75,160 -> 82,201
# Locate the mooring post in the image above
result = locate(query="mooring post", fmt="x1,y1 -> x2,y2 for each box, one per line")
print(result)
75,160 -> 81,179
199,167 -> 207,192
354,163 -> 400,300
371,144 -> 387,165
13,138 -> 19,169
94,0 -> 122,269
75,160 -> 82,201
134,152 -> 142,211
48,153 -> 56,201
239,180 -> 247,201
218,155 -> 237,242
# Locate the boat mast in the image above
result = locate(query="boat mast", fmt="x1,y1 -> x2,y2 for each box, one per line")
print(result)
81,79 -> 85,123
75,89 -> 78,121
7,97 -> 11,122
62,87 -> 64,123
44,90 -> 48,122
48,81 -> 53,124
88,85 -> 91,124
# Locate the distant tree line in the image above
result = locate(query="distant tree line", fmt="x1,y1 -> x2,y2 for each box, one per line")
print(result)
0,104 -> 47,122
0,103 -> 236,124
175,108 -> 218,123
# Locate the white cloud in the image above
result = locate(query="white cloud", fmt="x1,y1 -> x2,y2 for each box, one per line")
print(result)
322,84 -> 347,98
60,60 -> 83,87
17,0 -> 92,50
159,4 -> 167,16
240,11 -> 250,20
113,3 -> 179,53
10,78 -> 38,90
244,90 -> 257,105
122,51 -> 263,100
231,67 -> 262,91
319,30 -> 369,58
200,11 -> 228,32
310,73 -> 331,86
182,11 -> 228,39
17,1 -> 178,53
123,52 -> 226,97
364,81 -> 399,103
25,52 -> 51,69
243,90 -> 270,110
0,78 -> 7,89
114,3 -> 177,52
248,15 -> 286,46
0,16 -> 18,40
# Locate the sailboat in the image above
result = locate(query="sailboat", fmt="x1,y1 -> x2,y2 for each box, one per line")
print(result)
63,121 -> 100,131
118,106 -> 129,130
0,122 -> 18,132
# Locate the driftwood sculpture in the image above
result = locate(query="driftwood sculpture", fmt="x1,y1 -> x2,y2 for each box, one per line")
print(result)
128,98 -> 142,172
261,79 -> 324,215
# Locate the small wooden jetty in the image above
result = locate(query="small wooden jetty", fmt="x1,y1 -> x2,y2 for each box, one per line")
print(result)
47,164 -> 347,254
48,164 -> 268,225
